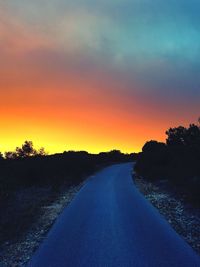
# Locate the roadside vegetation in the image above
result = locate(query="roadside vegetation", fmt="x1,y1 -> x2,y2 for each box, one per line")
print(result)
134,119 -> 200,205
0,142 -> 135,247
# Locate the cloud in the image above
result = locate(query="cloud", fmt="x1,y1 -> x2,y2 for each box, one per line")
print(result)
1,0 -> 200,106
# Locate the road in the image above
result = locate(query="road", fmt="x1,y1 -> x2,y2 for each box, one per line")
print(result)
28,163 -> 200,267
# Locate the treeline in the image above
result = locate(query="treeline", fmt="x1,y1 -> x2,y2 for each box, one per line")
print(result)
135,120 -> 200,205
0,141 -> 47,159
0,141 -> 136,197
0,143 -> 136,245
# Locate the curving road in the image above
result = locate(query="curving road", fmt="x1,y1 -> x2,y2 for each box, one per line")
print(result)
28,163 -> 200,267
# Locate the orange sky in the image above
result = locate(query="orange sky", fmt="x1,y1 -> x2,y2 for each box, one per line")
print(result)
0,47 -> 198,154
0,2 -> 199,154
0,74 -> 198,154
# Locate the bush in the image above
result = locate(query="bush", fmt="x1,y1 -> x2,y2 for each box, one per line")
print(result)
0,149 -> 134,193
135,122 -> 200,205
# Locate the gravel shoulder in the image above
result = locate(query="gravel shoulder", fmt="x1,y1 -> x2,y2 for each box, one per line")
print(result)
0,182 -> 84,267
134,174 -> 200,255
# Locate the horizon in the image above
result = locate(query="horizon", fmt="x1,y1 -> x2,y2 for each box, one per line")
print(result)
1,1 -> 199,154
1,120 -> 199,156
1,143 -> 138,156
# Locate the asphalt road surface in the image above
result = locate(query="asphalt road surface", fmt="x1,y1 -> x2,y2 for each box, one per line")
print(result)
28,163 -> 200,267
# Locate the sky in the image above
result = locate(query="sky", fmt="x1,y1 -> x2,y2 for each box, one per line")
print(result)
0,0 -> 200,153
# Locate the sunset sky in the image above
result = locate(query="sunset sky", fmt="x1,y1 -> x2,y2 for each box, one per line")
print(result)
0,0 -> 200,153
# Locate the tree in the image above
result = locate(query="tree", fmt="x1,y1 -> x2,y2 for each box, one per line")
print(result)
166,124 -> 200,147
142,140 -> 166,153
15,141 -> 37,158
37,147 -> 47,156
186,124 -> 200,146
166,126 -> 187,146
4,141 -> 47,159
0,152 -> 4,160
5,151 -> 18,159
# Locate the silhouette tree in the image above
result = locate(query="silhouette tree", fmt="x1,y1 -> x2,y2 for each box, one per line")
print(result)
4,141 -> 47,159
15,141 -> 37,158
186,124 -> 200,146
0,152 -> 3,160
166,124 -> 200,147
166,126 -> 187,146
142,140 -> 166,153
5,151 -> 18,159
37,147 -> 47,156
135,119 -> 200,204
